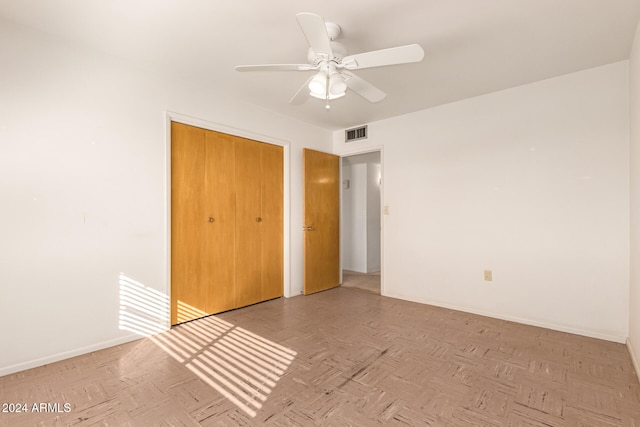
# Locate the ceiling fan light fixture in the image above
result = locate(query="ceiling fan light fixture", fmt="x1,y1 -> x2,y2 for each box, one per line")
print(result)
329,73 -> 347,95
308,72 -> 326,95
309,91 -> 345,101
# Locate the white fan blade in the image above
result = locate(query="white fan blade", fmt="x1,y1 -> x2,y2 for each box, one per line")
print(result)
289,76 -> 313,105
342,71 -> 386,103
342,44 -> 424,70
296,13 -> 333,57
235,64 -> 314,72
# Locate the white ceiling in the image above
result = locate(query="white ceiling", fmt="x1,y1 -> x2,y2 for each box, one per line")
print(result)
2,0 -> 640,131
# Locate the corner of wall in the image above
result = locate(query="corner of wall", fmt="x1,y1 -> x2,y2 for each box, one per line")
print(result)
628,17 -> 640,379
628,338 -> 640,381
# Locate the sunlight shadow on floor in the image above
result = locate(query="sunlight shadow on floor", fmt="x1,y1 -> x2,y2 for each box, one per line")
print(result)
150,308 -> 297,417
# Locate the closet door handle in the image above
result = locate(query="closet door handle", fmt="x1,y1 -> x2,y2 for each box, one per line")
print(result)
256,217 -> 262,222
208,217 -> 215,222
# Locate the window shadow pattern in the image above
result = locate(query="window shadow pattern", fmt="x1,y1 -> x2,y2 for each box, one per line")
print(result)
151,303 -> 297,418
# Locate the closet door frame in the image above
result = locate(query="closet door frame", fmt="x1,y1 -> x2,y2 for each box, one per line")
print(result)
165,112 -> 291,323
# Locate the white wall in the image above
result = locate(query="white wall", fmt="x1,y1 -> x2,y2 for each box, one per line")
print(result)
629,21 -> 640,374
334,62 -> 630,342
341,163 -> 368,272
341,157 -> 381,274
0,19 -> 332,375
366,163 -> 381,273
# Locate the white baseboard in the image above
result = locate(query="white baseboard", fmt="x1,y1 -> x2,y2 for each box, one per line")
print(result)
0,334 -> 142,377
628,338 -> 640,380
383,291 -> 627,344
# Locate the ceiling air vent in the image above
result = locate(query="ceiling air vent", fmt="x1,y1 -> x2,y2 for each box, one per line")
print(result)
345,125 -> 368,142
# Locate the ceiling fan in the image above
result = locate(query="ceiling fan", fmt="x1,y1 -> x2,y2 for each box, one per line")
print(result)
235,13 -> 425,109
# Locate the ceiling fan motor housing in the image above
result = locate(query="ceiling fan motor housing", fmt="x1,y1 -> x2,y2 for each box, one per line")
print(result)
307,42 -> 347,65
325,22 -> 341,40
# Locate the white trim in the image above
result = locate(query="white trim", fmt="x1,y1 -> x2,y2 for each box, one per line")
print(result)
339,157 -> 343,285
166,111 -> 290,148
338,145 -> 384,158
0,334 -> 141,377
165,113 -> 172,321
282,143 -> 291,298
384,291 -> 627,343
165,111 -> 293,306
628,338 -> 640,380
339,145 -> 385,294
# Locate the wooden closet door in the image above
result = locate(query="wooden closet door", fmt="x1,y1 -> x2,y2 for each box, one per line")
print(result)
261,143 -> 284,300
234,137 -> 263,307
172,123 -> 284,324
303,148 -> 340,295
204,130 -> 236,314
171,122 -> 207,324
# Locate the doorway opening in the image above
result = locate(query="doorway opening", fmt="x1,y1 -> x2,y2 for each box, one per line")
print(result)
340,151 -> 382,294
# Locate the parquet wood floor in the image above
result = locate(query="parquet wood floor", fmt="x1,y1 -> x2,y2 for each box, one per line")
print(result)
342,270 -> 381,294
1,287 -> 639,426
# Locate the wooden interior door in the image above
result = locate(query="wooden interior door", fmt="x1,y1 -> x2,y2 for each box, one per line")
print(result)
171,122 -> 284,325
261,143 -> 284,300
303,148 -> 340,294
235,137 -> 263,307
203,130 -> 236,314
171,122 -> 208,324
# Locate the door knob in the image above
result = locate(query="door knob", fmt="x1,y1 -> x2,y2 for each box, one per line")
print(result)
306,226 -> 314,231
256,217 -> 262,222
208,217 -> 215,222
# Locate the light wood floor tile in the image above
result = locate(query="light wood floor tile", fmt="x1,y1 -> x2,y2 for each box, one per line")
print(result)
1,287 -> 639,426
341,270 -> 380,294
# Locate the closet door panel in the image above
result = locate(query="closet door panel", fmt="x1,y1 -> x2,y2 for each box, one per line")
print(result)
235,138 -> 263,307
261,143 -> 284,300
171,122 -> 207,324
204,130 -> 237,314
172,123 -> 284,323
